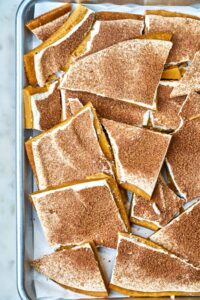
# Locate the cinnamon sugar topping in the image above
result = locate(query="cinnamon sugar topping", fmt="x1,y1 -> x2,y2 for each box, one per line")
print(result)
166,120 -> 200,201
171,51 -> 200,97
83,18 -> 144,56
102,119 -> 171,198
32,12 -> 71,41
30,106 -> 113,190
151,82 -> 186,132
146,14 -> 200,64
31,179 -> 128,248
131,177 -> 184,227
111,234 -> 200,293
179,91 -> 200,121
32,243 -> 107,293
61,39 -> 172,110
151,201 -> 200,267
62,90 -> 149,126
60,90 -> 83,120
31,81 -> 61,131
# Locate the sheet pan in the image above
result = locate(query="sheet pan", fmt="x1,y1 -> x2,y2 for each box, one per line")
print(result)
16,0 -> 200,299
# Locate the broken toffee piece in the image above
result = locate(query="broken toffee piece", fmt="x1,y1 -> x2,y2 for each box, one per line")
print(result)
145,10 -> 200,64
30,176 -> 130,248
166,92 -> 200,201
60,89 -> 150,127
26,3 -> 72,41
110,233 -> 200,296
24,5 -> 95,86
131,176 -> 184,230
61,39 -> 172,110
171,51 -> 200,97
150,81 -> 186,132
151,200 -> 200,267
32,242 -> 108,297
23,81 -> 61,131
102,118 -> 171,199
76,12 -> 144,58
25,103 -> 113,190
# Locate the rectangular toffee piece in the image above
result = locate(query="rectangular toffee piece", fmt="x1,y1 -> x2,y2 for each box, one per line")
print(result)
150,81 -> 186,132
32,242 -> 108,297
23,81 -> 61,131
60,89 -> 150,127
24,4 -> 95,86
72,11 -> 144,59
102,118 -> 171,200
25,103 -> 113,190
150,200 -> 200,268
166,92 -> 200,201
60,39 -> 172,110
25,3 -> 72,41
130,176 -> 184,231
30,176 -> 130,248
145,10 -> 200,64
110,233 -> 200,296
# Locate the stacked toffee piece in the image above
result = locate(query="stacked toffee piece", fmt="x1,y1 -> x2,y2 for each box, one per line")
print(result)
24,4 -> 200,297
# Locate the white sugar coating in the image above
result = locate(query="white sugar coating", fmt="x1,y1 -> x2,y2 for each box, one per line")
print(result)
165,158 -> 187,199
152,202 -> 161,215
32,178 -> 108,198
60,89 -> 68,120
31,81 -> 58,130
84,20 -> 101,53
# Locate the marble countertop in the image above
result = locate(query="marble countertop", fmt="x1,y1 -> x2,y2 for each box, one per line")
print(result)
0,0 -> 21,299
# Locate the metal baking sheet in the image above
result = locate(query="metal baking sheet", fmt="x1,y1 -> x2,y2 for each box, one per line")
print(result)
16,0 -> 200,299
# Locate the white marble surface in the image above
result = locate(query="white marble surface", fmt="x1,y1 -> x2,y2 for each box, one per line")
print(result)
0,0 -> 21,299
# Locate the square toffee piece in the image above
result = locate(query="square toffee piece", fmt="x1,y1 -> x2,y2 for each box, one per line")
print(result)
25,103 -> 113,190
30,176 -> 130,248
